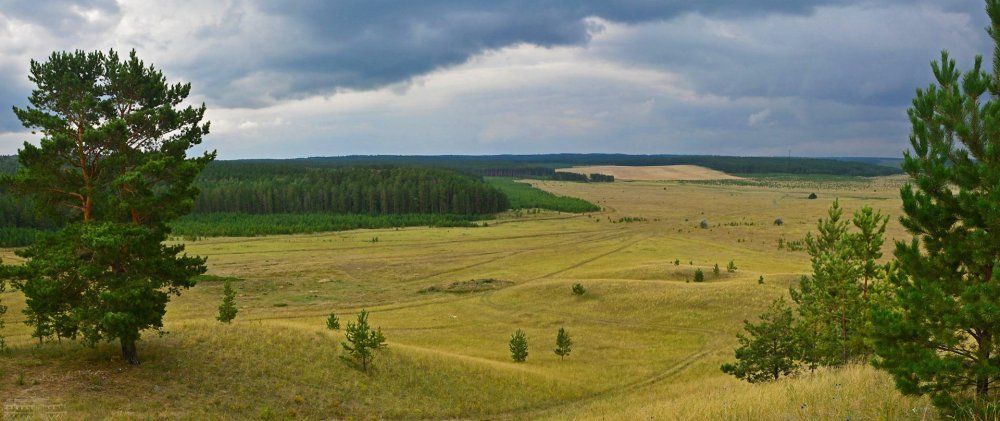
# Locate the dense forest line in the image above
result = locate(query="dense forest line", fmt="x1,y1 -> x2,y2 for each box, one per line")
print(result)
261,154 -> 903,177
485,177 -> 600,213
193,164 -> 508,215
170,213 -> 487,238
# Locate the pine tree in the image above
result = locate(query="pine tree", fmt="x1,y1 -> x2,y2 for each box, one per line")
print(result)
789,200 -> 886,366
554,327 -> 572,360
572,283 -> 586,296
693,268 -> 705,283
342,310 -> 386,371
871,1 -> 1000,412
217,279 -> 237,324
326,313 -> 340,330
721,298 -> 800,383
1,50 -> 213,364
510,329 -> 528,362
727,260 -> 737,273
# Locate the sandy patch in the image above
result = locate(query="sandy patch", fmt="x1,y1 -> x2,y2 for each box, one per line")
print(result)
555,165 -> 742,181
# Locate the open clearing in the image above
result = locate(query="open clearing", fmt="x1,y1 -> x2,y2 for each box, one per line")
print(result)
556,165 -> 743,181
0,175 -> 933,419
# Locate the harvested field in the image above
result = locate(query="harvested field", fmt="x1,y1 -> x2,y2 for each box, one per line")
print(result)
556,165 -> 742,181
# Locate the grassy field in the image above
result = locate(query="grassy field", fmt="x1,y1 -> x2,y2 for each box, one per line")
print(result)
0,175 -> 934,419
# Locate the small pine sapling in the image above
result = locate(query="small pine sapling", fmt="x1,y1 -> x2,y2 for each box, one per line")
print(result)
727,260 -> 737,273
510,329 -> 528,362
572,283 -> 586,296
693,268 -> 705,283
326,313 -> 340,330
674,259 -> 680,266
758,276 -> 765,284
217,279 -> 238,324
713,263 -> 721,276
554,327 -> 572,360
342,310 -> 386,371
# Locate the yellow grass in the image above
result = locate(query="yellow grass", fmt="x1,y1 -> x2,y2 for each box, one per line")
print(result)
556,165 -> 742,180
0,174 -> 935,419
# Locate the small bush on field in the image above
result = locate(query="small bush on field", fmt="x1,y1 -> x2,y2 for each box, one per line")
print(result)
572,283 -> 586,296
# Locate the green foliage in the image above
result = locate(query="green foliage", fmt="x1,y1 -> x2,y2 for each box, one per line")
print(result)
485,177 -> 600,213
509,329 -> 528,363
713,264 -> 720,276
727,260 -> 737,273
572,283 -> 586,296
721,298 -> 800,383
194,164 -> 508,215
693,268 -> 705,283
673,259 -> 680,266
758,276 -> 765,285
342,310 -> 386,371
871,5 -> 1000,413
791,200 -> 888,367
0,272 -> 7,352
326,313 -> 340,330
1,49 -> 213,364
555,327 -> 572,360
217,279 -> 238,324
170,213 -> 486,237
807,193 -> 818,199
699,219 -> 709,229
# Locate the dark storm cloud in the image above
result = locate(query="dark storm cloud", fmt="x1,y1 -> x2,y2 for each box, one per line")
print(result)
188,0 -> 887,107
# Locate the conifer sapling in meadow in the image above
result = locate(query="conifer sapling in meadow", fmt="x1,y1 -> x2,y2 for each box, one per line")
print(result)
510,329 -> 528,362
342,310 -> 386,371
326,313 -> 340,330
572,283 -> 586,296
693,268 -> 705,283
554,327 -> 572,360
217,279 -> 237,324
721,298 -> 800,383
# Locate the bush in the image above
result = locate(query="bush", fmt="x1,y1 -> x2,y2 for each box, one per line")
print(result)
326,313 -> 340,330
572,283 -> 586,296
727,260 -> 737,273
713,263 -> 721,276
693,268 -> 705,282
774,218 -> 784,226
808,193 -> 818,199
699,219 -> 709,229
510,329 -> 528,362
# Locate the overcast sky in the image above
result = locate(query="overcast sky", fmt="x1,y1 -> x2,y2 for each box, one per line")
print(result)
0,0 -> 990,159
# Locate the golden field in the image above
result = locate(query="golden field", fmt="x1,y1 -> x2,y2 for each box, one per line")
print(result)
0,174 -> 935,420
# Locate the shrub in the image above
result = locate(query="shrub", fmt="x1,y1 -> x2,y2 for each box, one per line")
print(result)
699,219 -> 709,229
758,276 -> 765,285
727,260 -> 737,273
673,259 -> 680,266
572,283 -> 586,296
774,218 -> 784,226
693,268 -> 705,282
326,313 -> 340,330
808,193 -> 818,199
510,329 -> 528,362
713,263 -> 721,276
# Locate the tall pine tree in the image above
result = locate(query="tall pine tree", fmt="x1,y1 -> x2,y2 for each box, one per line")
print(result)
872,0 -> 1000,413
1,49 -> 214,364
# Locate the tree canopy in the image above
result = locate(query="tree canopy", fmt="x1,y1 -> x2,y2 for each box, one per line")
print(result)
871,0 -> 1000,413
1,49 -> 214,364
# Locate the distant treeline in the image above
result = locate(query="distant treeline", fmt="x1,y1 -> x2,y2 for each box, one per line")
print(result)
170,213 -> 486,238
257,154 -> 903,177
193,164 -> 508,215
551,172 -> 614,182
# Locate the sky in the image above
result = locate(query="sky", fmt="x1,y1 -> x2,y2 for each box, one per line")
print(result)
0,0 -> 991,159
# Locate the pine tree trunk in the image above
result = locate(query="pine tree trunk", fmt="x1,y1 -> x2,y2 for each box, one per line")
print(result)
977,330 -> 992,398
121,338 -> 140,365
